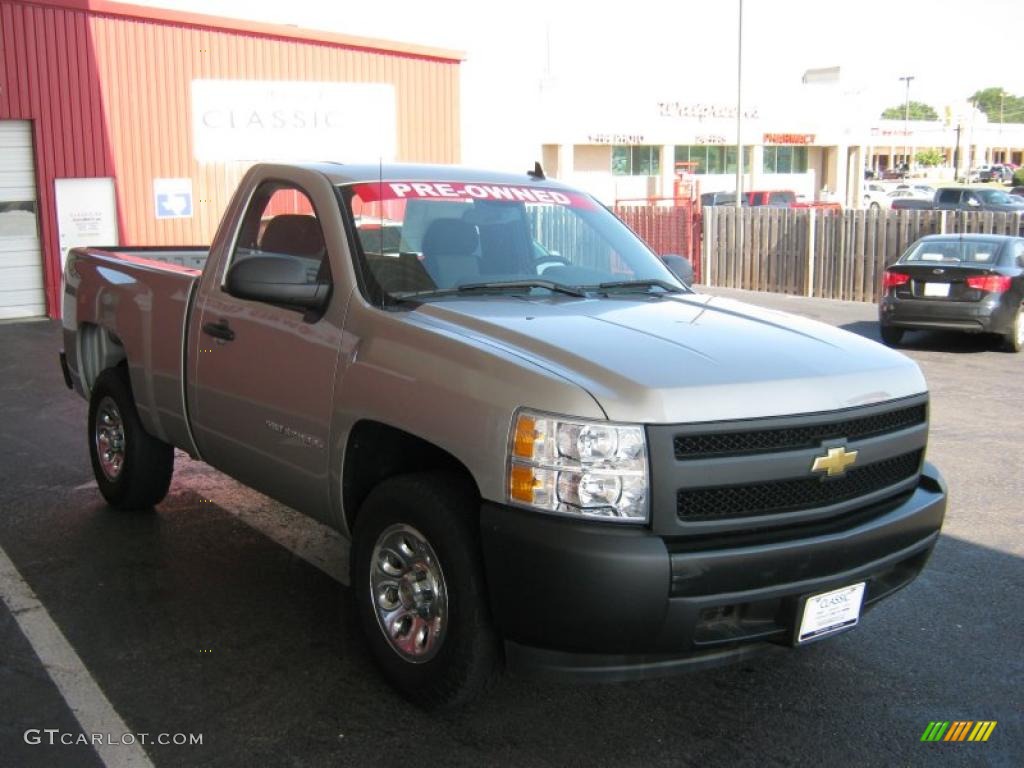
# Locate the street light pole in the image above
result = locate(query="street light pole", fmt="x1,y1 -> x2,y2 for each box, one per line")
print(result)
734,0 -> 744,269
899,75 -> 914,174
999,88 -> 1005,164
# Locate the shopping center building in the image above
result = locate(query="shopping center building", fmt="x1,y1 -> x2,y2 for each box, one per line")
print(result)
537,76 -> 1024,210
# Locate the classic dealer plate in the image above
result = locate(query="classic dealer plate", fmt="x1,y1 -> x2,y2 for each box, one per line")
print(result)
923,282 -> 950,297
796,582 -> 866,644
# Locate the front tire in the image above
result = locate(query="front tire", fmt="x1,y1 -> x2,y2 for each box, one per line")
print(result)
88,367 -> 174,510
1004,307 -> 1023,353
880,325 -> 904,346
352,473 -> 499,710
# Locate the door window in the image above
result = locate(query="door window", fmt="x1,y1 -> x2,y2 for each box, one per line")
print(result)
230,183 -> 330,287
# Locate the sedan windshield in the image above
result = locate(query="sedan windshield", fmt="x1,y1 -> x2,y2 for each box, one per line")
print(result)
339,180 -> 683,302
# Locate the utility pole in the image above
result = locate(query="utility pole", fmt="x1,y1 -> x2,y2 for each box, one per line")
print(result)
734,0 -> 744,269
899,75 -> 914,174
953,124 -> 961,182
999,88 -> 1005,164
968,97 -> 977,176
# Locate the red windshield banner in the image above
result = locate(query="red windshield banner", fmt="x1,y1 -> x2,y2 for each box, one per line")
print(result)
352,181 -> 595,208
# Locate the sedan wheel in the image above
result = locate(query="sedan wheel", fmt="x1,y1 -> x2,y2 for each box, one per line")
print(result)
1005,308 -> 1023,353
880,325 -> 904,347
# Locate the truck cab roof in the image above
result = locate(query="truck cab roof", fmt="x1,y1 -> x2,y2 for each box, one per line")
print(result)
293,162 -> 579,191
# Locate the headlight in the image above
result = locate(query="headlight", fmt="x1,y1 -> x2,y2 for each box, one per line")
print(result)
507,409 -> 649,523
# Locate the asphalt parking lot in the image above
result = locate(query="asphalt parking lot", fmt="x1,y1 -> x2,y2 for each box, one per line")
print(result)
1,289 -> 1021,768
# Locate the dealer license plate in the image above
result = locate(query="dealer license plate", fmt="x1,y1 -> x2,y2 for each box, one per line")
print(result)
923,282 -> 949,297
796,583 -> 866,645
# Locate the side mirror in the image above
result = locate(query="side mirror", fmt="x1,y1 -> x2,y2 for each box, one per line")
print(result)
662,254 -> 695,286
226,255 -> 330,310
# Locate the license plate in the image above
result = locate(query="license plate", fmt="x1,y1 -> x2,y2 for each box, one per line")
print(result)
796,583 -> 866,644
923,282 -> 949,297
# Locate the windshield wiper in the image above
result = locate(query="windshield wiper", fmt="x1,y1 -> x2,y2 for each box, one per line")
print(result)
399,280 -> 587,300
457,280 -> 587,297
592,279 -> 685,294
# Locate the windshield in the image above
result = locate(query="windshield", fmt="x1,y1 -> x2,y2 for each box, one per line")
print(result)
339,180 -> 683,302
976,190 -> 1015,204
903,239 -> 1005,266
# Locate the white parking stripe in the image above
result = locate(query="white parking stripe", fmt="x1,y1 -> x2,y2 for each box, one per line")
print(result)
0,545 -> 155,768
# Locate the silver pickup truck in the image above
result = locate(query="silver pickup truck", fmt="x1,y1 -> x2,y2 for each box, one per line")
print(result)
61,162 -> 947,709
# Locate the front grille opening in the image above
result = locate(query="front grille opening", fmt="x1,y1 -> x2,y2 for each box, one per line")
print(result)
686,548 -> 934,642
700,605 -> 736,621
677,450 -> 923,522
674,402 -> 926,460
693,598 -> 786,646
667,489 -> 914,553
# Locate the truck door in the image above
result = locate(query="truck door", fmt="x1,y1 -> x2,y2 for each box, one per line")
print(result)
190,177 -> 346,520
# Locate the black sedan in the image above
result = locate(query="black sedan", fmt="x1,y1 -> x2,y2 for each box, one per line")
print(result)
878,234 -> 1024,352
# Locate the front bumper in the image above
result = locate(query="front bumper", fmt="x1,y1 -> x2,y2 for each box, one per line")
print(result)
479,462 -> 946,682
880,295 -> 1014,335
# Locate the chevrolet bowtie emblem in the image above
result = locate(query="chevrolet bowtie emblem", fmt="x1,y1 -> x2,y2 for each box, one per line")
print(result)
811,446 -> 858,477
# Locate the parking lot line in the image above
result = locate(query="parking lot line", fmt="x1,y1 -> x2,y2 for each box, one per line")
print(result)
0,544 -> 155,768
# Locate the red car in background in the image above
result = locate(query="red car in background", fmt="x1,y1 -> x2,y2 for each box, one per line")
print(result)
744,190 -> 842,212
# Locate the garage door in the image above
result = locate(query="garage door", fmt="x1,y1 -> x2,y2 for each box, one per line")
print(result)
0,121 -> 45,319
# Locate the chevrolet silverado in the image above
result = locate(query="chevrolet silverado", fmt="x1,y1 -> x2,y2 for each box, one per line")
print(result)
61,162 -> 947,709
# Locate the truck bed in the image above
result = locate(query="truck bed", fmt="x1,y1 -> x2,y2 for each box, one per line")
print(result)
63,245 -> 209,455
81,246 -> 209,272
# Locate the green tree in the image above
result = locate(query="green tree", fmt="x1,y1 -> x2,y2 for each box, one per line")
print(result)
915,148 -> 944,167
968,87 -> 1024,123
880,101 -> 939,121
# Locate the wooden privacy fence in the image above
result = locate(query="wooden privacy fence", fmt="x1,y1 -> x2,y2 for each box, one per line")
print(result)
615,204 -> 702,281
703,208 -> 1024,302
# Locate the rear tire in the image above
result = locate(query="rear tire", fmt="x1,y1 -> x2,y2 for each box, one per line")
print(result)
88,367 -> 174,510
351,473 -> 499,710
1004,308 -> 1023,353
880,325 -> 904,346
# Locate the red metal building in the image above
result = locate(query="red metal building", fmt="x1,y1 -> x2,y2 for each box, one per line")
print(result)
0,0 -> 463,319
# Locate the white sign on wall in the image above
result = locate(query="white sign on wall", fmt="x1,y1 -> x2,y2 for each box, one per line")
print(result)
191,80 -> 396,163
154,177 -> 193,219
54,177 -> 118,271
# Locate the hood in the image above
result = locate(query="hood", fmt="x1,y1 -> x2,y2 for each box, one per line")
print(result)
412,292 -> 927,424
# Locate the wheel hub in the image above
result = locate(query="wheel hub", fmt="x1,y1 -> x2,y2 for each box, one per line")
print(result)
95,397 -> 126,481
370,524 -> 447,662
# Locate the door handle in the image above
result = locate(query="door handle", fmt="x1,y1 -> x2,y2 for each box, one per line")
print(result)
202,321 -> 235,342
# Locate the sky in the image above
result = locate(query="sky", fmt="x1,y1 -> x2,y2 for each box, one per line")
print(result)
140,0 -> 1024,166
